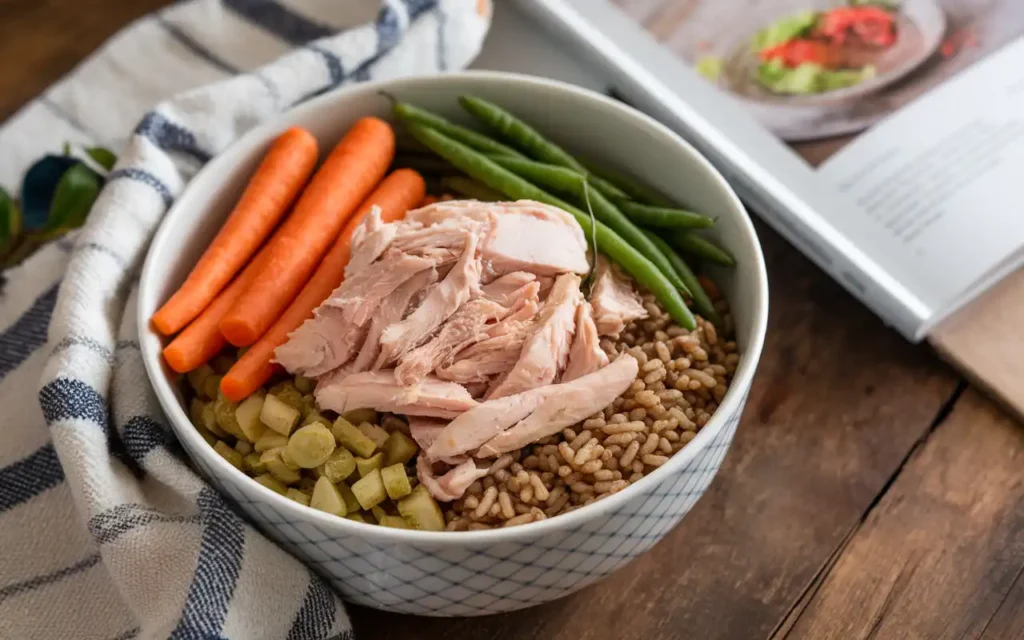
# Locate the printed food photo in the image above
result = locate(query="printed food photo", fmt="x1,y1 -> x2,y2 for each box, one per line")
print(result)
138,72 -> 768,615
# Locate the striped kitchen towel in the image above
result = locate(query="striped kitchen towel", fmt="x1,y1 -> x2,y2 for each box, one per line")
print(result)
0,1 -> 490,638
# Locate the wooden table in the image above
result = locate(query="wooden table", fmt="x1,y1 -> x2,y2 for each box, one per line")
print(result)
5,1 -> 1023,637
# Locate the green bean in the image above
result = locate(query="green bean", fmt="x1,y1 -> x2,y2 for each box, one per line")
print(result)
487,156 -> 586,196
486,155 -> 691,296
581,160 -> 675,207
459,95 -> 584,170
460,96 -> 632,203
440,176 -> 503,202
671,231 -> 736,267
642,231 -> 722,327
406,123 -> 695,329
391,153 -> 459,175
617,201 -> 715,230
391,100 -> 524,158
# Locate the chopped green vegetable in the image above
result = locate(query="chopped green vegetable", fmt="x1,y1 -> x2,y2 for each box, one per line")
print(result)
379,515 -> 410,529
286,488 -> 311,507
338,482 -> 362,514
397,485 -> 446,532
351,468 -> 387,510
342,408 -> 378,425
243,452 -> 266,474
261,392 -> 301,436
383,431 -> 418,466
346,512 -> 368,524
357,422 -> 390,450
332,417 -> 378,458
381,463 -> 412,500
318,448 -> 356,484
253,473 -> 288,495
210,353 -> 236,375
267,381 -> 304,412
750,10 -> 818,51
355,452 -> 385,478
294,376 -> 314,394
255,430 -> 289,453
187,364 -> 216,398
260,448 -> 301,485
310,477 -> 347,516
214,441 -> 244,471
234,391 -> 267,443
756,60 -> 875,95
213,392 -> 245,440
234,440 -> 253,455
203,375 -> 223,401
286,423 -> 336,468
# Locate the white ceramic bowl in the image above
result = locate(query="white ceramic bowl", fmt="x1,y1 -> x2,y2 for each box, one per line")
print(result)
138,71 -> 768,617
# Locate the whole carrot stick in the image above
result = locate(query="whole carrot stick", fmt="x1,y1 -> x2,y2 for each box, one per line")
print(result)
220,169 -> 425,401
152,127 -> 318,335
219,117 -> 395,347
162,240 -> 275,373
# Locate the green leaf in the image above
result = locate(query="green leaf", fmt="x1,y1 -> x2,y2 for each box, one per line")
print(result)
45,164 -> 101,233
62,142 -> 71,156
0,187 -> 22,256
86,147 -> 117,171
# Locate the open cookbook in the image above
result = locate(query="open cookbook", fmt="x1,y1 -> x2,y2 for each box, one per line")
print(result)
506,0 -> 1024,347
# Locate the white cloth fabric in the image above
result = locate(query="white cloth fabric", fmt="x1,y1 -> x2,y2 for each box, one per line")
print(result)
0,2 -> 490,638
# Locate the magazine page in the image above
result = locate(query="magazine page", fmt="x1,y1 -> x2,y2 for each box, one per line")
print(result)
519,0 -> 1024,339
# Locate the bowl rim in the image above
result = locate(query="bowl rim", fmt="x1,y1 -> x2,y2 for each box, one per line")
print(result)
139,70 -> 769,545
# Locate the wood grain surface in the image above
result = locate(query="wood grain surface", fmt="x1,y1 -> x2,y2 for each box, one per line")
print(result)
4,0 -> 1023,638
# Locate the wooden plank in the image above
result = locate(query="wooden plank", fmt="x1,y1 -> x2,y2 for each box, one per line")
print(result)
351,223 -> 959,639
931,266 -> 1024,426
777,388 -> 1024,640
0,0 -> 168,122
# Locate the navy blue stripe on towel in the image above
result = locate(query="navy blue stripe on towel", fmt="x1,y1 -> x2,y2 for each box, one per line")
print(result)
0,444 -> 65,513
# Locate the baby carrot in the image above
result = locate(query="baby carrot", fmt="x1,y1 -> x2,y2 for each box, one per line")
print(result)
162,241 -> 275,373
219,117 -> 395,347
152,127 -> 318,335
220,169 -> 426,401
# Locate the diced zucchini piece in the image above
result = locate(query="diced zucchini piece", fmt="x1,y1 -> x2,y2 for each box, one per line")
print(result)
371,505 -> 388,522
319,449 -> 356,484
280,447 -> 300,470
301,394 -> 318,418
203,375 -> 223,402
355,452 -> 384,478
332,417 -> 377,457
214,441 -> 244,470
267,381 -> 304,412
187,364 -> 216,398
338,482 -> 361,514
301,409 -> 330,428
189,398 -> 207,428
358,422 -> 390,449
383,431 -> 419,466
252,473 -> 288,495
260,448 -> 301,485
213,392 -> 245,440
234,391 -> 267,443
286,423 -> 336,468
381,414 -> 410,435
397,485 -> 445,531
234,440 -> 253,455
198,402 -> 227,438
261,393 -> 301,436
255,431 -> 289,453
343,408 -> 378,425
294,376 -> 314,394
379,515 -> 410,529
197,427 -> 218,447
381,463 -> 412,500
210,353 -> 236,374
310,476 -> 347,516
351,468 -> 386,510
243,452 -> 266,474
286,488 -> 311,507
345,512 -> 368,524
